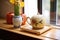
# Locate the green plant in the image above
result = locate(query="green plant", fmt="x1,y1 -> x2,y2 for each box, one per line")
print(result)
14,0 -> 20,16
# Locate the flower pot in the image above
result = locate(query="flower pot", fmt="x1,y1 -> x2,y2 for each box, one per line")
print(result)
6,12 -> 14,24
13,16 -> 22,28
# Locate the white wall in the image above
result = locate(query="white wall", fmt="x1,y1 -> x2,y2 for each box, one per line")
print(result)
24,0 -> 38,18
0,0 -> 14,18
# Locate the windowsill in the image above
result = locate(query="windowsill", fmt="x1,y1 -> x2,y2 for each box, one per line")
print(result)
0,19 -> 60,40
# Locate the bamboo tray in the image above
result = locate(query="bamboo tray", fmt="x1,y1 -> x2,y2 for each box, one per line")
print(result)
21,24 -> 52,35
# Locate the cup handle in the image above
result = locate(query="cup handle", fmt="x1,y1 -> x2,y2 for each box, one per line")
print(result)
26,17 -> 31,25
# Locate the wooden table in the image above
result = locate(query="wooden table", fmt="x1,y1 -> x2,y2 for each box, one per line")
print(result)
0,19 -> 60,40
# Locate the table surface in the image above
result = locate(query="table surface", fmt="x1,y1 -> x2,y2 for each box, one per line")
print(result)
0,19 -> 60,40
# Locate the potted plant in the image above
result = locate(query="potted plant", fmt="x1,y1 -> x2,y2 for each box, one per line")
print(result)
10,0 -> 22,28
10,0 -> 26,28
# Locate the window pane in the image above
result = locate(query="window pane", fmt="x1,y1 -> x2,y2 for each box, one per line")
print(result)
50,0 -> 56,25
56,0 -> 60,25
42,0 -> 50,24
24,0 -> 38,18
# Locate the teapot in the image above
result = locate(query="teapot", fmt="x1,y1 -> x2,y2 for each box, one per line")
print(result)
27,15 -> 46,30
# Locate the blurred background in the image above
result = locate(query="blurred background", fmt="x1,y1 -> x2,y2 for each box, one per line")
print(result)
0,0 -> 57,25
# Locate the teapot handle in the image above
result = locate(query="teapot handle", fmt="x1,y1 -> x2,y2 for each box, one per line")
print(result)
26,17 -> 31,25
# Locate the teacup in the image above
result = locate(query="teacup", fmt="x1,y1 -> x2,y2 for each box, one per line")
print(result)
27,15 -> 46,30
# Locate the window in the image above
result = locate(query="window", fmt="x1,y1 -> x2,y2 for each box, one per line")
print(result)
24,0 -> 50,24
24,0 -> 38,18
50,0 -> 56,25
56,0 -> 60,25
24,0 -> 58,26
42,0 -> 50,24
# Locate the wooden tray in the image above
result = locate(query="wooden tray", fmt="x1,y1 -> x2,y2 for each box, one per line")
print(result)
21,24 -> 52,35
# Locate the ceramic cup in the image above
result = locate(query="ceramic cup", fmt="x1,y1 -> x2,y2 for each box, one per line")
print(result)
27,15 -> 46,30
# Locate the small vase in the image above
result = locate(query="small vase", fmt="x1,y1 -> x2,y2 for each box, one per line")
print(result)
13,16 -> 22,28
